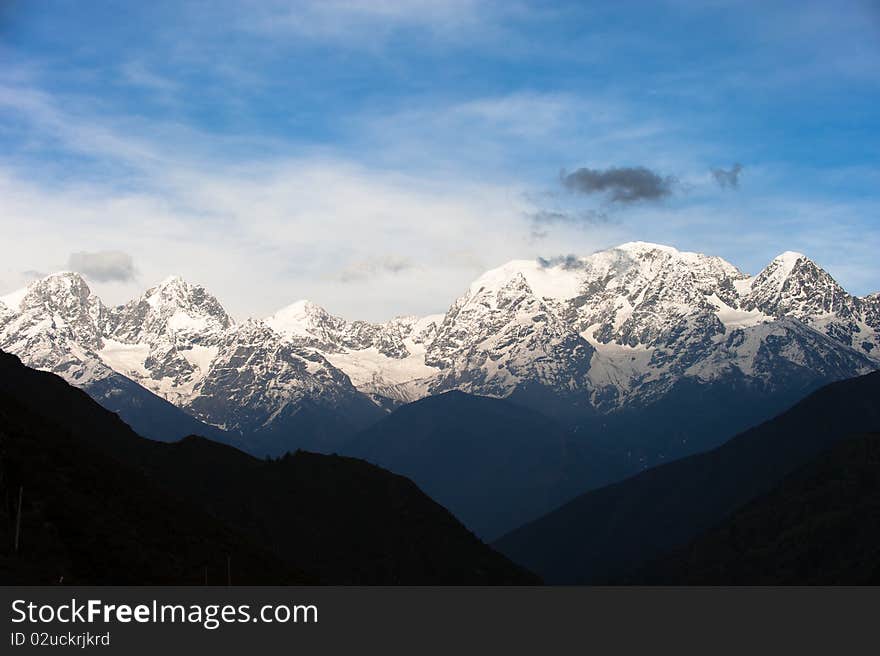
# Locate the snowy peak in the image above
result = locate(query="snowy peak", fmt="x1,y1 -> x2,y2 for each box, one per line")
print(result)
109,275 -> 232,345
773,250 -> 807,275
468,259 -> 585,303
422,242 -> 877,406
18,271 -> 97,313
266,299 -> 344,345
744,252 -> 853,320
608,242 -> 746,287
184,316 -> 371,434
456,242 -> 745,314
426,262 -> 594,397
266,298 -> 442,362
7,272 -> 106,350
564,245 -> 748,348
750,251 -> 809,293
615,241 -> 683,256
0,272 -> 112,386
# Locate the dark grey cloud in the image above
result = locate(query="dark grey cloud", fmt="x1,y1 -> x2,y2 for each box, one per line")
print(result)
66,250 -> 136,282
337,255 -> 414,283
537,255 -> 585,270
711,163 -> 743,189
561,166 -> 677,203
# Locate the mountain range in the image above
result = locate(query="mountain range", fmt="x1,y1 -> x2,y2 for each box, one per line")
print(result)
1,242 -> 876,460
1,242 -> 878,539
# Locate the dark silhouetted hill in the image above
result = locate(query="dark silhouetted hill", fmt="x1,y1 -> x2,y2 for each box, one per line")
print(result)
493,371 -> 880,583
0,385 -> 307,584
637,433 -> 880,584
345,390 -> 630,540
0,351 -> 538,584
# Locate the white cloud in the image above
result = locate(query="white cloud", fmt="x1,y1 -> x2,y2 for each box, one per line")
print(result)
67,250 -> 137,282
335,255 -> 416,283
2,9 -> 878,323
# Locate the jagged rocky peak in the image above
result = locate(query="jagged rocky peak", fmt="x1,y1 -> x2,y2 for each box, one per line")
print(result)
0,272 -> 112,385
184,317 -> 369,434
266,299 -> 440,360
388,314 -> 443,345
467,242 -> 747,311
16,271 -> 100,313
108,275 -> 232,344
426,265 -> 595,397
743,251 -> 856,319
606,242 -> 747,295
266,299 -> 347,346
560,244 -> 746,347
0,298 -> 12,329
465,259 -> 586,304
862,293 -> 880,326
216,316 -> 353,383
1,272 -> 107,350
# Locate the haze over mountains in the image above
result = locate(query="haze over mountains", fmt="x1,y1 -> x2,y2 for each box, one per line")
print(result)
493,370 -> 880,583
1,242 -> 876,460
345,391 -> 632,540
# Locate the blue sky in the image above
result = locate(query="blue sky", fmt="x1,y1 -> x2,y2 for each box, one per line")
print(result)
1,0 -> 878,319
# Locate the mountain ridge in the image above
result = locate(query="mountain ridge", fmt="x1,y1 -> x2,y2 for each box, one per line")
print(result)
1,242 -> 877,457
634,433 -> 880,584
492,370 -> 880,583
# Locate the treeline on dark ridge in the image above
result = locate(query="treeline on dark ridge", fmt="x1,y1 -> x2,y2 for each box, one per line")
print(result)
493,370 -> 880,584
0,351 -> 538,585
637,433 -> 880,584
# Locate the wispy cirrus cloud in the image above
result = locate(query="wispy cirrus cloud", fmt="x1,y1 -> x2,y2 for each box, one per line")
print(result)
1,0 -> 879,317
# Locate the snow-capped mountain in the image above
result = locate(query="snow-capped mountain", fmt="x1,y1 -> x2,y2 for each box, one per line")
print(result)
251,242 -> 877,447
742,251 -> 879,356
1,242 -> 876,458
184,318 -> 381,446
0,272 -> 110,386
407,243 -> 876,413
267,302 -> 442,403
0,273 -> 382,452
424,268 -> 595,398
99,275 -> 233,405
0,272 -> 225,443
